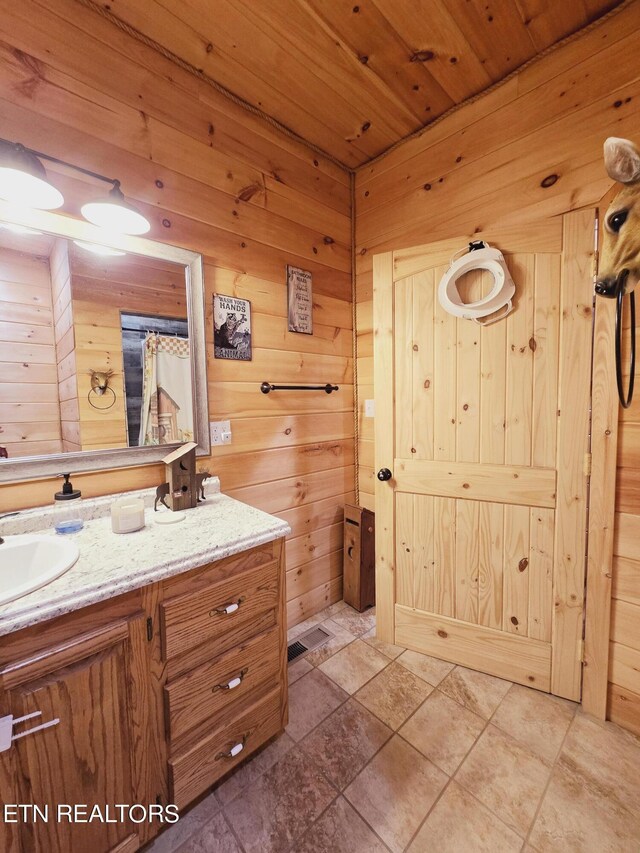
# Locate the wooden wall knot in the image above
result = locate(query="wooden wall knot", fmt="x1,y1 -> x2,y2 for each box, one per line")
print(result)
518,557 -> 529,572
411,50 -> 435,62
12,48 -> 45,99
236,183 -> 262,203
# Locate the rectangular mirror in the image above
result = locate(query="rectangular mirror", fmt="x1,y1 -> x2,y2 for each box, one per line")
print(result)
0,203 -> 209,482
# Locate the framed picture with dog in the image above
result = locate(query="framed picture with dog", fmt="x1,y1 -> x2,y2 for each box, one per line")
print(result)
213,294 -> 252,361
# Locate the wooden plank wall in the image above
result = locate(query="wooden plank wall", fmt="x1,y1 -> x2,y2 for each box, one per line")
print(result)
608,308 -> 640,733
0,0 -> 353,628
355,0 -> 640,513
71,299 -> 128,452
50,239 -> 80,453
71,253 -> 188,317
0,246 -> 62,458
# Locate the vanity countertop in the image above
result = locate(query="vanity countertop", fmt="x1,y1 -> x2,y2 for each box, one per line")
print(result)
0,492 -> 290,637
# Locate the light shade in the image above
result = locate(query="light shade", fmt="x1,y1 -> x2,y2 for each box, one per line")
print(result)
0,142 -> 64,210
81,184 -> 150,235
0,223 -> 43,236
73,240 -> 126,257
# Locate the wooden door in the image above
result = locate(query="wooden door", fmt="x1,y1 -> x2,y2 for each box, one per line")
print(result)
374,212 -> 595,700
0,618 -> 148,853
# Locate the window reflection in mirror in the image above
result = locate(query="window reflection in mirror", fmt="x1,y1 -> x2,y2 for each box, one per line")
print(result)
0,228 -> 193,459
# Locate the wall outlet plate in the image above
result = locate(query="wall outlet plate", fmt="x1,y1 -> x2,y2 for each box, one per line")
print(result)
364,399 -> 375,417
210,420 -> 232,446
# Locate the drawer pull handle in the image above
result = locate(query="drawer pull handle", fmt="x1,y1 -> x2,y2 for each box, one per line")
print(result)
212,668 -> 248,693
347,545 -> 354,558
216,735 -> 247,761
210,596 -> 245,617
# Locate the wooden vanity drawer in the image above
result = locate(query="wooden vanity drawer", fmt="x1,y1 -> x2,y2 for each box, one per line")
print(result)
169,686 -> 283,809
165,626 -> 280,745
161,560 -> 279,661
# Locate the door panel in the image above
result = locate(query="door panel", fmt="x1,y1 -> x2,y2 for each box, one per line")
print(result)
503,504 -> 530,637
10,641 -> 137,852
375,212 -> 594,699
529,507 -> 555,642
532,255 -> 561,468
394,606 -> 552,690
394,459 -> 557,506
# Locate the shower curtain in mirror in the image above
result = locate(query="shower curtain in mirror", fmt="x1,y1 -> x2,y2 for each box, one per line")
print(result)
139,333 -> 194,445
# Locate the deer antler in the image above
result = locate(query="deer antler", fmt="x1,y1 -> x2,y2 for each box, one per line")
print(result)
88,368 -> 115,378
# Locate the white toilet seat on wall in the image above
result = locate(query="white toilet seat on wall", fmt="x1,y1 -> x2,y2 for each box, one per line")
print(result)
438,241 -> 516,325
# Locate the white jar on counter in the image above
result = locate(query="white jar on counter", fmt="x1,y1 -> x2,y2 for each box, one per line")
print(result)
111,497 -> 146,534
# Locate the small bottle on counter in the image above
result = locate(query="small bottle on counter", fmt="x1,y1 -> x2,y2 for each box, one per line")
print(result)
53,473 -> 84,534
111,497 -> 146,534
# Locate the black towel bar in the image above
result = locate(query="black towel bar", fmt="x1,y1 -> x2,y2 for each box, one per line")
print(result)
260,382 -> 339,394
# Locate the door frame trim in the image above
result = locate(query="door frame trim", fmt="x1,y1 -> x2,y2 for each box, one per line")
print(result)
582,186 -> 621,717
373,251 -> 396,644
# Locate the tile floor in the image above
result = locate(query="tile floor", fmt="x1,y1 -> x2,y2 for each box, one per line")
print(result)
146,602 -> 640,853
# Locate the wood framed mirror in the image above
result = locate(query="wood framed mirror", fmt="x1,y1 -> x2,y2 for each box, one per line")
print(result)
0,201 -> 209,482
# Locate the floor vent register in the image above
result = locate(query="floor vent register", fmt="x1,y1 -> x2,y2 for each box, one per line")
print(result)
287,625 -> 333,663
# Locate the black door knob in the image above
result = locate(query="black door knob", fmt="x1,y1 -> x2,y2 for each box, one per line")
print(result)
377,468 -> 392,481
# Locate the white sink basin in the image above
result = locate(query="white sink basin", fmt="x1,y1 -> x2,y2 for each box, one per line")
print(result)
0,534 -> 80,606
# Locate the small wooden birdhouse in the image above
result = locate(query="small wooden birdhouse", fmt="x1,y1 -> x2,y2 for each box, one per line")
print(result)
162,441 -> 198,511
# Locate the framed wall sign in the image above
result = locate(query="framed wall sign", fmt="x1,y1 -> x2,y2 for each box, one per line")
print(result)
287,265 -> 313,334
213,294 -> 252,360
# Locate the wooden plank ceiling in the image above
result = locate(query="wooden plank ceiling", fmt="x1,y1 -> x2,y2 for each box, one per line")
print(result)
108,0 -> 623,167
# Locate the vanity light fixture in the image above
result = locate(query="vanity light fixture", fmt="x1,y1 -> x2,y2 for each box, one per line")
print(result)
0,140 -> 63,210
0,137 -> 151,235
81,182 -> 150,236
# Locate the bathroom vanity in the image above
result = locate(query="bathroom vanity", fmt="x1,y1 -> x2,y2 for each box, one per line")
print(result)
0,489 -> 289,853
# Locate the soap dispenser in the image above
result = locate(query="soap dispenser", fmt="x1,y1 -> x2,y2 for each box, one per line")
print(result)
53,473 -> 84,534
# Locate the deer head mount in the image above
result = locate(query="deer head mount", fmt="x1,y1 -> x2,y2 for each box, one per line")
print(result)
596,136 -> 640,298
89,369 -> 114,396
